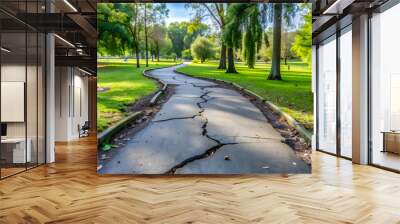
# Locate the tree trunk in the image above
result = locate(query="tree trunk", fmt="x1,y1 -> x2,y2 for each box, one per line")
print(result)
226,47 -> 237,73
135,46 -> 140,68
218,44 -> 227,69
156,44 -> 160,62
151,53 -> 154,62
134,4 -> 140,68
144,4 -> 149,67
268,4 -> 282,80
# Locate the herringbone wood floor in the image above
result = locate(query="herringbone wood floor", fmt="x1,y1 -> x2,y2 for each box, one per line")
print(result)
1,136 -> 400,224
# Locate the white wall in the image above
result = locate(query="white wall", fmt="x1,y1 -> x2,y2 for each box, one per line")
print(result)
55,67 -> 89,141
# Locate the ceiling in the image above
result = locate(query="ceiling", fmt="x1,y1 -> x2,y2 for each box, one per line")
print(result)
0,0 -> 97,73
312,0 -> 390,43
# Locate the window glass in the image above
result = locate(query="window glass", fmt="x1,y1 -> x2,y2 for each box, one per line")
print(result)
317,35 -> 337,154
371,3 -> 400,171
340,27 -> 352,158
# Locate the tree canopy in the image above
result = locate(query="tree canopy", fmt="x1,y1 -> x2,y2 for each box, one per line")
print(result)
98,3 -> 312,76
191,36 -> 216,63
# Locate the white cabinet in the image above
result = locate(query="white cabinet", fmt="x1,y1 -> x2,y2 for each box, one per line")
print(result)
1,138 -> 31,163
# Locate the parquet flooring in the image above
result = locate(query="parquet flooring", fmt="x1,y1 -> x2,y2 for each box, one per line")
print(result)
1,136 -> 400,223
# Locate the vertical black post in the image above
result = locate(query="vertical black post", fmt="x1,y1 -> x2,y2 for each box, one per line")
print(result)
0,17 -> 2,179
315,44 -> 320,151
25,0 -> 28,170
336,27 -> 341,157
36,0 -> 39,167
44,37 -> 47,163
367,11 -> 373,165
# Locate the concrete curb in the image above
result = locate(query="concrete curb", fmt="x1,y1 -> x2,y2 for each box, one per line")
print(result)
174,69 -> 312,142
98,111 -> 144,146
143,63 -> 183,105
97,63 -> 182,146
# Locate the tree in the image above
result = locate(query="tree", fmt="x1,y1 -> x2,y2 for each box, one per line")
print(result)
292,5 -> 312,65
167,20 -> 209,59
167,22 -> 188,58
97,3 -> 141,67
268,4 -> 283,80
132,4 -> 140,68
191,36 -> 216,63
148,24 -> 168,62
281,31 -> 296,65
258,30 -> 272,62
184,18 -> 209,51
187,3 -> 228,69
268,3 -> 300,80
224,4 -> 263,72
241,8 -> 262,69
160,36 -> 173,58
97,4 -> 131,56
182,49 -> 192,60
144,4 -> 149,67
142,3 -> 169,67
223,4 -> 249,73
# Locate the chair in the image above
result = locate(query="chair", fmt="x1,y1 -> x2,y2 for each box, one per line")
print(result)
78,121 -> 90,138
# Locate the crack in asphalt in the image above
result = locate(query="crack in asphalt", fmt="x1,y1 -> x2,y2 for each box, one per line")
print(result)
165,142 -> 238,174
152,115 -> 198,122
191,83 -> 217,90
165,90 -> 240,174
151,91 -> 211,123
152,84 -> 285,173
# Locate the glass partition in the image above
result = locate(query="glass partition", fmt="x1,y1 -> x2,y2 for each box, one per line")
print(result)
27,31 -> 38,169
0,1 -> 46,179
317,35 -> 337,154
370,3 -> 400,171
1,31 -> 28,177
339,26 -> 352,158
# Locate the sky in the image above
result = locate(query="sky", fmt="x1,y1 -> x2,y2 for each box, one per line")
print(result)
165,4 -> 190,25
164,3 -> 307,31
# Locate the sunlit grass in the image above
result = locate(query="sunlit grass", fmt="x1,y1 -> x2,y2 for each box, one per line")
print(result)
97,59 -> 180,132
176,60 -> 313,130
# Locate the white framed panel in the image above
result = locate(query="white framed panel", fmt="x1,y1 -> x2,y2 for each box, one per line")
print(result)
1,82 -> 25,122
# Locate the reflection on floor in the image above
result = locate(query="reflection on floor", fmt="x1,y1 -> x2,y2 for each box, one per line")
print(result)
0,136 -> 400,223
0,163 -> 41,179
0,167 -> 25,178
373,151 -> 400,171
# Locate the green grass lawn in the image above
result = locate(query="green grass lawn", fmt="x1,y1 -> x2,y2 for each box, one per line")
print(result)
176,60 -> 313,130
97,59 -> 180,132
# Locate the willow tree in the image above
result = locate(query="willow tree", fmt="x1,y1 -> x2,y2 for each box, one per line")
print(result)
225,3 -> 301,78
222,4 -> 244,73
242,9 -> 262,68
224,4 -> 262,71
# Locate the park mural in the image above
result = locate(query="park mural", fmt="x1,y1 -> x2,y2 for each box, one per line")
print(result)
97,3 -> 312,174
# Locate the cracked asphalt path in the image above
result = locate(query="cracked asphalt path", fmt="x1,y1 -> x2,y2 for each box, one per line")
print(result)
99,63 -> 311,174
